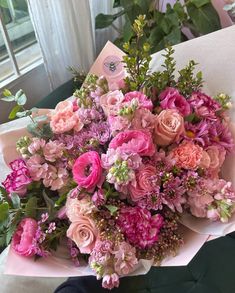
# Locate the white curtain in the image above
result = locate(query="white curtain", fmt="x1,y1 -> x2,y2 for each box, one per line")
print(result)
28,0 -> 123,90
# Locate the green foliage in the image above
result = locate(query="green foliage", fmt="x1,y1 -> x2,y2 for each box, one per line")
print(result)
95,0 -> 221,53
105,205 -> 119,216
25,197 -> 38,218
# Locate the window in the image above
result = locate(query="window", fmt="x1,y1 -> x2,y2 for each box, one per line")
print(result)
0,0 -> 42,87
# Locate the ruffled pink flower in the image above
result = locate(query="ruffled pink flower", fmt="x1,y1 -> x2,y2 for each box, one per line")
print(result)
129,164 -> 157,202
154,109 -> 185,146
66,195 -> 95,221
131,108 -> 155,132
12,218 -> 38,257
2,159 -> 32,196
117,206 -> 163,249
124,91 -> 153,111
100,90 -> 124,116
43,165 -> 69,190
102,273 -> 120,290
28,138 -> 46,154
50,100 -> 83,134
43,140 -> 64,162
159,87 -> 191,116
72,151 -> 102,190
67,215 -> 98,254
171,141 -> 203,170
92,189 -> 106,207
109,130 -> 155,157
206,145 -> 226,178
113,242 -> 138,275
26,154 -> 48,181
108,115 -> 130,135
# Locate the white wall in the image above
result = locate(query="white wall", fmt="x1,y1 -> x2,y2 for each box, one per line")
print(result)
0,63 -> 51,124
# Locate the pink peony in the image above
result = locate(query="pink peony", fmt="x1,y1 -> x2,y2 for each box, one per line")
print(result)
129,164 -> 157,202
102,273 -> 120,290
12,218 -> 38,257
124,91 -> 153,111
159,87 -> 191,116
72,151 -> 102,190
43,140 -> 64,162
50,100 -> 83,134
26,154 -> 48,181
171,141 -> 203,170
109,130 -> 155,157
67,215 -> 98,254
2,159 -> 32,196
43,165 -> 69,190
100,90 -> 124,116
66,195 -> 95,221
113,242 -> 138,275
117,206 -> 163,249
154,109 -> 185,146
28,138 -> 46,154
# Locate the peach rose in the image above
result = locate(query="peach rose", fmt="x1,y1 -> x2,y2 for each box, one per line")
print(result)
100,90 -> 124,116
50,100 -> 83,134
199,151 -> 211,169
172,141 -> 203,170
66,195 -> 95,221
154,109 -> 185,146
67,216 -> 98,254
206,146 -> 226,177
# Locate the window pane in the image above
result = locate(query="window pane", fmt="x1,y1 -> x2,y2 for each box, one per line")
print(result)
1,0 -> 42,71
0,30 -> 14,84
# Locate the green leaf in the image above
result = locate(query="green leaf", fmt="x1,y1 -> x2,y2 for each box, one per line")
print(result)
33,115 -> 48,122
15,90 -> 27,106
27,122 -> 40,136
0,0 -> 8,8
186,3 -> 221,34
123,17 -> 133,42
43,190 -> 55,217
8,105 -> 22,120
173,2 -> 187,21
3,89 -> 12,97
41,123 -> 53,139
113,0 -> 121,8
1,96 -> 15,102
190,0 -> 210,8
95,10 -> 125,29
0,186 -> 8,201
11,193 -> 21,209
105,205 -> 118,215
16,110 -> 32,118
0,202 -> 9,222
164,26 -> 182,46
25,197 -> 38,218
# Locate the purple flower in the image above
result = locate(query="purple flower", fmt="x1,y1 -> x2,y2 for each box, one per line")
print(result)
77,108 -> 103,125
159,87 -> 191,116
92,189 -> 106,207
2,159 -> 32,196
184,121 -> 209,146
89,122 -> 111,145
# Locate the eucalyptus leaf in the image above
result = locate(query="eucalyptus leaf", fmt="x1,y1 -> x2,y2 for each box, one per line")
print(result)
1,96 -> 15,102
3,89 -> 12,97
33,115 -> 48,122
16,93 -> 27,106
8,105 -> 22,120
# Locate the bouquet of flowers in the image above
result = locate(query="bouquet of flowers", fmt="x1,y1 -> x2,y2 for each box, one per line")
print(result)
0,16 -> 235,290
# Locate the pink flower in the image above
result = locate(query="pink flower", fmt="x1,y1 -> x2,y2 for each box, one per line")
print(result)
66,195 -> 95,221
113,242 -> 138,275
72,151 -> 102,190
102,273 -> 120,290
124,91 -> 153,111
131,108 -> 155,132
109,130 -> 155,157
171,141 -> 203,170
43,140 -> 64,162
108,115 -> 130,135
92,189 -> 106,206
43,165 -> 69,190
199,151 -> 211,169
67,215 -> 98,254
129,164 -> 157,202
154,109 -> 185,146
100,90 -> 124,116
159,87 -> 191,116
12,218 -> 38,257
28,138 -> 46,154
50,100 -> 83,134
2,159 -> 32,196
117,206 -> 163,249
27,154 -> 48,181
206,145 -> 226,177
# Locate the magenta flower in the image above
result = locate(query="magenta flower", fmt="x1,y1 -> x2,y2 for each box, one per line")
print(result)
159,87 -> 191,116
124,91 -> 153,111
117,206 -> 163,249
102,273 -> 120,290
109,130 -> 155,157
72,151 -> 102,190
2,159 -> 32,196
12,218 -> 38,257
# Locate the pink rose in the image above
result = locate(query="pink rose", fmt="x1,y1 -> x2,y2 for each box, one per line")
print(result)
129,165 -> 157,202
159,87 -> 191,116
154,109 -> 185,146
124,91 -> 153,111
72,151 -> 102,190
199,151 -> 211,169
67,215 -> 98,254
109,130 -> 155,157
100,90 -> 124,116
206,146 -> 226,178
66,195 -> 95,221
43,140 -> 64,162
172,142 -> 203,170
50,100 -> 83,134
12,218 -> 38,257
